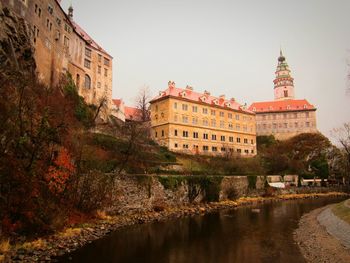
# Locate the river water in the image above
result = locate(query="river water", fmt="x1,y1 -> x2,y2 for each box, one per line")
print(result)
59,197 -> 344,263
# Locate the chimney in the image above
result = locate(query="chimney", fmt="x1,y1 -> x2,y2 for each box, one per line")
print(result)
230,97 -> 236,102
68,5 -> 74,20
186,85 -> 193,91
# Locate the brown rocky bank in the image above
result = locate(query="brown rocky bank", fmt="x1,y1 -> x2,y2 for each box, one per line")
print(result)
294,205 -> 350,263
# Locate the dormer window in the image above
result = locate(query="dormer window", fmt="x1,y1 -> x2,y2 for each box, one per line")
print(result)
213,99 -> 219,105
303,104 -> 307,109
225,102 -> 231,107
252,107 -> 256,111
179,91 -> 186,97
287,105 -> 291,110
200,96 -> 206,102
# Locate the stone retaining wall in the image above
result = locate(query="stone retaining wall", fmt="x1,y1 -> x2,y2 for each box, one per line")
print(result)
105,174 -> 348,215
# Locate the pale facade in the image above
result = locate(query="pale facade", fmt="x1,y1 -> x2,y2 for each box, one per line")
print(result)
2,0 -> 113,115
249,51 -> 317,140
150,82 -> 257,156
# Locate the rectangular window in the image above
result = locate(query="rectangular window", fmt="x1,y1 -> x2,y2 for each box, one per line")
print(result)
251,139 -> 254,144
203,133 -> 208,140
237,137 -> 241,143
212,146 -> 218,152
221,136 -> 225,142
182,116 -> 188,123
174,115 -> 178,122
228,113 -> 233,119
203,146 -> 209,151
203,119 -> 209,126
182,131 -> 189,137
221,147 -> 226,152
305,112 -> 310,118
174,102 -> 177,109
48,4 -> 53,14
104,68 -> 108,77
98,54 -> 102,62
229,136 -> 234,142
220,121 -> 225,128
219,112 -> 224,117
228,123 -> 233,130
192,106 -> 198,112
174,129 -> 178,136
182,104 -> 188,111
104,57 -> 110,66
192,117 -> 198,125
202,108 -> 208,114
245,149 -> 249,154
212,134 -> 217,140
98,66 -> 101,74
64,36 -> 69,47
211,119 -> 216,127
97,82 -> 101,89
183,144 -> 189,149
211,110 -> 216,116
237,149 -> 242,153
174,143 -> 178,148
236,124 -> 240,131
84,59 -> 91,69
244,138 -> 248,144
193,132 -> 199,138
235,114 -> 240,120
295,122 -> 298,128
161,130 -> 164,137
85,48 -> 92,58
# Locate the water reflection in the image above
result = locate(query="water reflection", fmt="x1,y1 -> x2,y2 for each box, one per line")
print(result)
60,197 -> 344,263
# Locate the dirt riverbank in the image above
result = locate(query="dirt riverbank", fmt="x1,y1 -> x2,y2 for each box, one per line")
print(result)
1,192 -> 349,263
294,203 -> 350,263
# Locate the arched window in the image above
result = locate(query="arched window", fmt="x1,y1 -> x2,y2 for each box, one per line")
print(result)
84,74 -> 91,89
76,74 -> 80,88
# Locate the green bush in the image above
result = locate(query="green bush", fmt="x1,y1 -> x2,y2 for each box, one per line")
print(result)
247,176 -> 257,189
158,176 -> 186,190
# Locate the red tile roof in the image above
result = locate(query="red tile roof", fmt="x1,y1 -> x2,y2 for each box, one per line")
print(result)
249,99 -> 316,113
112,99 -> 122,107
71,21 -> 112,58
124,106 -> 142,121
151,85 -> 253,114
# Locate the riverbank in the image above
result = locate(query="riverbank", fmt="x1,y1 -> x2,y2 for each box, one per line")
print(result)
1,192 -> 348,263
294,199 -> 350,263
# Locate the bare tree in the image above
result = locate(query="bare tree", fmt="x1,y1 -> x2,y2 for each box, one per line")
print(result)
136,85 -> 151,122
332,123 -> 350,184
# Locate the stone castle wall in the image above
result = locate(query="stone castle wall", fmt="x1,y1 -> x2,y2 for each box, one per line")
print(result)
104,174 -> 341,215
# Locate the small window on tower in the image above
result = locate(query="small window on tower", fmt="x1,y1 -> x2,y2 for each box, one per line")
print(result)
284,90 -> 288,97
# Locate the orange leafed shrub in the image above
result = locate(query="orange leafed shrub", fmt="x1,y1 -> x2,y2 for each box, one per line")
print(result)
45,148 -> 75,195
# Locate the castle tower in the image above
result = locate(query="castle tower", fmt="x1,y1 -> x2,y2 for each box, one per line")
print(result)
273,50 -> 295,100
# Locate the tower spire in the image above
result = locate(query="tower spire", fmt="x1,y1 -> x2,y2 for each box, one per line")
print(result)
273,50 -> 295,101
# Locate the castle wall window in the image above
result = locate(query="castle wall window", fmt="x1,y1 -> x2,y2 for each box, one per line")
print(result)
98,54 -> 102,62
212,134 -> 217,140
84,74 -> 91,89
203,146 -> 209,151
202,108 -> 208,114
183,144 -> 189,149
203,133 -> 208,140
162,130 -> 164,137
211,110 -> 216,116
85,48 -> 92,58
211,119 -> 216,127
228,113 -> 233,119
76,74 -> 80,88
229,136 -> 234,142
220,136 -> 225,142
98,66 -> 101,74
84,59 -> 91,69
237,137 -> 241,143
193,132 -> 199,138
244,138 -> 248,144
192,106 -> 198,112
174,129 -> 178,136
219,112 -> 224,117
104,57 -> 110,66
212,147 -> 218,152
174,102 -> 177,109
221,147 -> 226,152
182,131 -> 188,137
284,90 -> 288,97
182,104 -> 188,111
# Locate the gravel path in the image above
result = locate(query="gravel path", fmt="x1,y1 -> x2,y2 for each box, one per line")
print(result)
294,205 -> 350,263
317,206 -> 350,249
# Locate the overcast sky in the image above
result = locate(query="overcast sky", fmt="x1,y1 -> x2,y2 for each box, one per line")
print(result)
61,0 -> 350,140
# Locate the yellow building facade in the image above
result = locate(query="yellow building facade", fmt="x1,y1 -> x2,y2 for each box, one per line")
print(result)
150,82 -> 257,156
